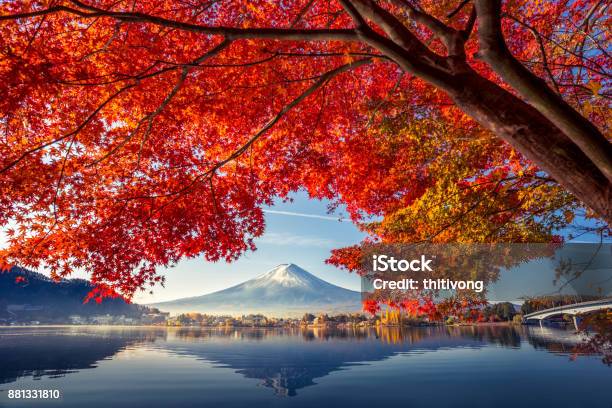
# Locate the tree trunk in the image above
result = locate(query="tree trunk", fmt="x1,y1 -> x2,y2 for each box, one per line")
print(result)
448,71 -> 611,223
350,0 -> 611,223
474,0 -> 612,183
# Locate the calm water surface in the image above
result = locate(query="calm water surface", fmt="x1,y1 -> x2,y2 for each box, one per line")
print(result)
0,326 -> 610,408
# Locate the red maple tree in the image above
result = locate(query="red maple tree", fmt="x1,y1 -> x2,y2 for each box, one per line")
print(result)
0,1 -> 609,297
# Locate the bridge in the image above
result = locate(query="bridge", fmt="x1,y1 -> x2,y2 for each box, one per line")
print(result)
523,297 -> 612,329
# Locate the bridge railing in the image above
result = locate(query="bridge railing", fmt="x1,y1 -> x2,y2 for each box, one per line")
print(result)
523,297 -> 612,320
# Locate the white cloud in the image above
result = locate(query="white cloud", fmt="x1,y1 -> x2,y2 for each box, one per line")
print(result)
257,232 -> 340,248
263,209 -> 345,222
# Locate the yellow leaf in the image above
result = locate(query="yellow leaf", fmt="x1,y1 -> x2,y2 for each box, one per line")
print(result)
586,81 -> 602,95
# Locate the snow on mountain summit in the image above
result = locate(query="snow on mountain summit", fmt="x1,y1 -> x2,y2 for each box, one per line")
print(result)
252,264 -> 325,288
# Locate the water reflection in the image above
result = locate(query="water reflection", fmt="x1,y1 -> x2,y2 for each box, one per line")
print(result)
0,327 -> 164,384
0,325 -> 603,397
167,327 -> 485,396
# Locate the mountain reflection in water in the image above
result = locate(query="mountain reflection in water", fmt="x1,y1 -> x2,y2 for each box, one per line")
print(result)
0,326 -> 612,407
0,325 -> 605,400
166,326 -> 486,396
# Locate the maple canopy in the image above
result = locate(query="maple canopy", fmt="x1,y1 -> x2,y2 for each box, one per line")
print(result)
0,0 -> 610,298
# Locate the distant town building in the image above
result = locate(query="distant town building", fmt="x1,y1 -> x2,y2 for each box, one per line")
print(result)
69,315 -> 85,324
91,314 -> 113,325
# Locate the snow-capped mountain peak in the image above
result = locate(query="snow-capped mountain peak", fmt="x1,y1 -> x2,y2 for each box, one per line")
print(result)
254,264 -> 318,288
149,263 -> 361,316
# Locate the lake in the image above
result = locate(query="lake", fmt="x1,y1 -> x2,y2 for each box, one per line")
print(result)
0,325 -> 610,407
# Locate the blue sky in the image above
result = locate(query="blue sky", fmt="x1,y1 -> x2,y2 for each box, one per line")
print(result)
134,191 -> 367,303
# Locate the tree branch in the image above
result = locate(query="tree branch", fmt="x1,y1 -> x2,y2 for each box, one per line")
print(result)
339,0 -> 369,29
199,59 -> 373,179
448,0 -> 471,19
117,58 -> 372,205
346,0 -> 456,88
86,38 -> 231,167
461,6 -> 476,40
290,0 -> 316,27
400,1 -> 466,57
0,3 -> 359,42
0,83 -> 136,174
352,0 -> 441,59
474,0 -> 612,183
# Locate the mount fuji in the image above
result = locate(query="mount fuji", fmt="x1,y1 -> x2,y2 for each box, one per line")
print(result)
148,264 -> 362,316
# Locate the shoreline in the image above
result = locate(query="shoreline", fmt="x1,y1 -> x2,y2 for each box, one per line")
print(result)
0,322 -> 518,329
